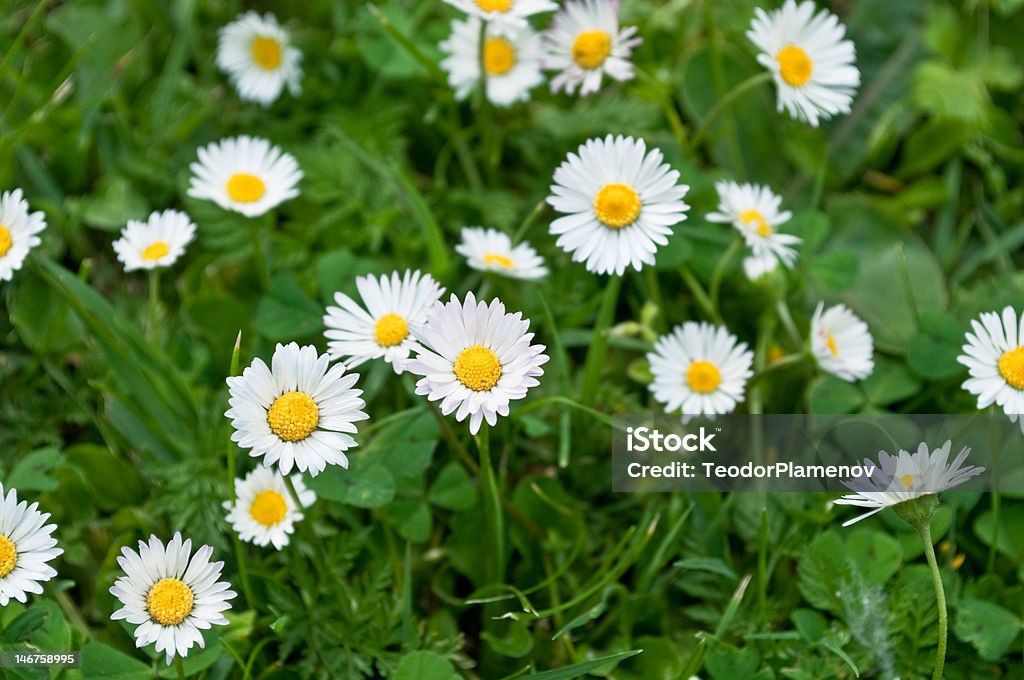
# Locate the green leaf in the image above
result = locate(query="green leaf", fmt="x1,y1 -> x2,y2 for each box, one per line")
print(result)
394,650 -> 460,680
374,408 -> 439,478
255,274 -> 324,341
482,618 -> 534,658
954,598 -> 1022,661
907,309 -> 965,380
808,376 -> 865,414
6,447 -> 62,492
705,647 -> 759,680
862,358 -> 921,406
0,606 -> 49,643
383,499 -> 433,543
306,463 -> 396,509
80,642 -> 151,680
427,463 -> 478,511
525,649 -> 643,679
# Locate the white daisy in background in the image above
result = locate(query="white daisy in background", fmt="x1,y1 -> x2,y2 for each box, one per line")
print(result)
835,441 -> 984,526
542,0 -> 642,96
743,253 -> 778,281
404,292 -> 549,434
109,533 -> 235,664
0,484 -> 62,606
440,18 -> 544,107
547,135 -> 690,275
323,270 -> 445,373
747,0 -> 860,127
112,210 -> 196,272
958,307 -> 1024,430
810,302 -> 874,381
455,226 -> 548,280
223,467 -> 315,550
647,322 -> 754,418
0,188 -> 46,283
706,181 -> 801,268
187,136 -> 302,218
443,0 -> 557,29
226,342 -> 368,476
216,11 -> 302,106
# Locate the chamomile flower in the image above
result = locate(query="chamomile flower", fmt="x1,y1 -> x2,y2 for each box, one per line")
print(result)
743,253 -> 778,280
706,181 -> 801,268
226,342 -> 368,476
112,210 -> 196,272
216,11 -> 302,106
958,307 -> 1024,428
542,0 -> 642,95
810,302 -> 874,381
109,533 -> 235,665
747,0 -> 860,126
547,135 -> 690,275
323,270 -> 445,373
404,292 -> 549,435
0,189 -> 46,283
187,136 -> 302,218
455,227 -> 548,280
223,467 -> 315,550
0,484 -> 62,606
647,322 -> 754,419
440,18 -> 544,106
443,0 -> 557,29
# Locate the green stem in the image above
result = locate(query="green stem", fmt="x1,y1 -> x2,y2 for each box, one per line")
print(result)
477,427 -> 504,585
679,264 -> 720,324
225,333 -> 255,608
580,275 -> 622,406
249,219 -> 270,293
176,656 -> 186,680
709,238 -> 742,316
918,521 -> 948,680
147,269 -> 160,342
775,299 -> 803,347
512,199 -> 547,243
688,72 -> 772,153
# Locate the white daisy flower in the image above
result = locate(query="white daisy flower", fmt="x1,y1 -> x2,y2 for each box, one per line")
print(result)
835,440 -> 984,526
225,342 -> 368,477
455,227 -> 548,280
0,188 -> 46,283
743,253 -> 778,281
810,302 -> 874,381
223,467 -> 315,550
647,322 -> 754,418
216,11 -> 302,106
404,292 -> 549,435
443,0 -> 557,29
187,136 -> 302,218
440,18 -> 544,107
542,0 -> 642,96
323,270 -> 445,374
112,210 -> 196,272
109,532 -> 236,665
547,135 -> 690,275
0,484 -> 62,606
958,307 -> 1024,428
747,0 -> 860,127
706,181 -> 801,268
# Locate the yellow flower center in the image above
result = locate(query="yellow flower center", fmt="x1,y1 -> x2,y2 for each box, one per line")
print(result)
899,473 -> 916,488
825,333 -> 839,357
267,391 -> 320,442
374,313 -> 409,347
454,345 -> 502,391
0,535 -> 17,578
483,37 -> 516,76
776,45 -> 813,87
250,36 -> 283,70
739,209 -> 773,237
250,489 -> 288,527
476,0 -> 512,12
142,241 -> 170,261
571,30 -> 612,69
594,183 -> 642,229
226,173 -> 266,204
0,225 -> 11,257
483,252 -> 514,268
686,360 -> 721,394
998,346 -> 1024,390
146,578 -> 194,626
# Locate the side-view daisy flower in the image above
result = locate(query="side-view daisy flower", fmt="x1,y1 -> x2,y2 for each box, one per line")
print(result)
743,253 -> 778,281
404,292 -> 549,434
547,135 -> 690,275
188,136 -> 302,218
223,467 -> 315,550
0,188 -> 46,283
226,342 -> 368,476
440,18 -> 544,107
0,484 -> 62,606
647,322 -> 754,419
324,270 -> 445,373
706,181 -> 801,268
443,0 -> 557,29
542,0 -> 642,95
455,227 -> 548,280
112,210 -> 196,272
216,11 -> 302,106
958,306 -> 1024,431
810,302 -> 873,381
109,533 -> 236,664
747,0 -> 859,127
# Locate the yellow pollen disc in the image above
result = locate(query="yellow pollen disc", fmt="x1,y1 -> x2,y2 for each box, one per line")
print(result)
146,578 -> 194,626
483,38 -> 517,76
739,209 -> 773,237
250,489 -> 288,527
0,535 -> 16,578
571,30 -> 612,69
777,44 -> 813,87
476,0 -> 512,12
825,333 -> 839,358
483,252 -> 515,269
454,345 -> 502,391
951,553 -> 966,570
250,36 -> 283,70
0,225 -> 11,258
998,346 -> 1024,390
267,391 -> 320,442
899,473 -> 916,488
374,313 -> 409,347
767,346 -> 786,365
142,241 -> 170,261
594,183 -> 642,229
226,173 -> 266,204
686,360 -> 721,394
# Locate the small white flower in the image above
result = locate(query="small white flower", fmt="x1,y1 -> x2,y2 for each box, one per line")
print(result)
443,0 -> 557,29
547,135 -> 690,275
747,0 -> 860,127
323,270 -> 445,374
958,306 -> 1024,429
440,18 -> 544,107
810,302 -> 874,381
109,532 -> 235,664
216,11 -> 302,106
226,342 -> 368,477
0,188 -> 46,283
0,484 -> 62,606
223,467 -> 315,550
706,181 -> 801,268
743,253 -> 778,280
112,210 -> 196,272
455,227 -> 548,280
188,136 -> 302,218
542,0 -> 641,95
404,292 -> 549,435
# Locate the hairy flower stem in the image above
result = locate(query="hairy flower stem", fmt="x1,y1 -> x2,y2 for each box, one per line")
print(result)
918,521 -> 948,680
580,275 -> 622,406
477,427 -> 505,590
147,270 -> 160,342
225,333 -> 255,608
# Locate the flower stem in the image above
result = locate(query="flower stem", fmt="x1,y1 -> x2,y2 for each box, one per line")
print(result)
688,71 -> 772,153
678,264 -> 720,324
709,237 -> 742,315
917,520 -> 948,680
176,656 -> 185,680
225,332 -> 255,608
580,274 -> 622,406
147,269 -> 160,342
476,427 -> 504,585
249,219 -> 270,293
